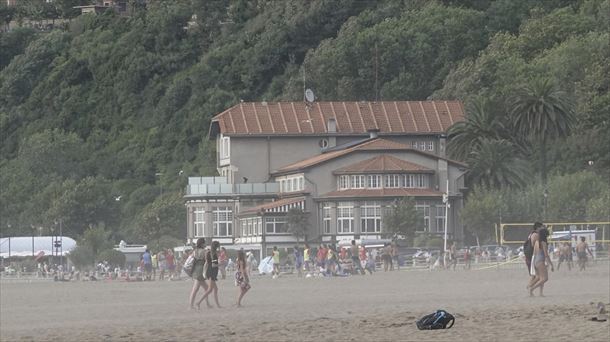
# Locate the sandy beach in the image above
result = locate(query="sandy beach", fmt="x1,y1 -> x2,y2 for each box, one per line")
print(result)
1,263 -> 609,342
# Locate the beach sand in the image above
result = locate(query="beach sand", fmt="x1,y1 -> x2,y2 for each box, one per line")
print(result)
1,263 -> 609,342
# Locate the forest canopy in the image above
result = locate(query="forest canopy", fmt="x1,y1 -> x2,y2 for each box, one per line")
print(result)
1,0 -> 608,245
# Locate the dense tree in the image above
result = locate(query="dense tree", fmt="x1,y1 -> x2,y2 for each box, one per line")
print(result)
382,197 -> 419,244
0,0 -> 607,245
286,208 -> 308,244
510,78 -> 575,189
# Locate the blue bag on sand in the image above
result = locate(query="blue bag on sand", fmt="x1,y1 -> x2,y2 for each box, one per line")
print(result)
416,310 -> 455,330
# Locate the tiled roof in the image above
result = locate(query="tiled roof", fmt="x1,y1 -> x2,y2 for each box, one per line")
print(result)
274,138 -> 411,174
273,138 -> 466,174
316,188 -> 443,199
210,101 -> 464,136
240,197 -> 306,215
333,155 -> 433,174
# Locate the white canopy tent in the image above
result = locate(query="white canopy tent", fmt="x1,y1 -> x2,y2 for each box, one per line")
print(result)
0,236 -> 76,258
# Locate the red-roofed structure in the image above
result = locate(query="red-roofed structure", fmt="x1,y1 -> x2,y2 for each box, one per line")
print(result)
186,100 -> 468,259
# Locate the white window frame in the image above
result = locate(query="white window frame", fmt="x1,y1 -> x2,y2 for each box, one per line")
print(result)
411,141 -> 418,149
194,208 -> 205,237
323,205 -> 331,234
265,217 -> 287,234
435,205 -> 446,233
367,174 -> 381,188
213,206 -> 233,237
419,141 -> 426,151
337,202 -> 354,233
427,141 -> 434,151
351,175 -> 365,189
416,202 -> 430,232
219,136 -> 230,159
339,175 -> 350,190
361,202 -> 381,233
384,174 -> 400,188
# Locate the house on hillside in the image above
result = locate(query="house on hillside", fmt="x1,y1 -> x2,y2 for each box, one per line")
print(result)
185,101 -> 468,259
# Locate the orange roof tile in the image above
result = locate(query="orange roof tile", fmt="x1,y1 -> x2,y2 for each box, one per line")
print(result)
211,101 -> 464,136
317,188 -> 443,199
333,155 -> 433,174
273,138 -> 466,175
274,138 -> 411,174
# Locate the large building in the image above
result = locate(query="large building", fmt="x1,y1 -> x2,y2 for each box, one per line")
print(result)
185,101 -> 467,258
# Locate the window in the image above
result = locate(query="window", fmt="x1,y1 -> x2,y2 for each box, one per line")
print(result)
323,205 -> 331,234
416,202 -> 430,232
279,176 -> 304,193
384,174 -> 400,188
435,205 -> 446,233
351,175 -> 365,189
256,218 -> 262,235
194,208 -> 205,237
361,202 -> 381,233
415,174 -> 429,188
367,175 -> 381,188
247,218 -> 253,236
337,202 -> 354,233
411,141 -> 418,149
339,175 -> 350,190
419,141 -> 426,151
220,136 -> 230,159
427,141 -> 434,151
404,174 -> 413,188
265,217 -> 287,234
213,206 -> 233,236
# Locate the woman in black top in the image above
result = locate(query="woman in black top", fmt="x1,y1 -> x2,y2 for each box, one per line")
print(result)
189,238 -> 211,310
197,241 -> 222,308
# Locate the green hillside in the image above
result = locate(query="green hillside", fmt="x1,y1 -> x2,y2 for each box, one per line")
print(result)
1,0 -> 608,245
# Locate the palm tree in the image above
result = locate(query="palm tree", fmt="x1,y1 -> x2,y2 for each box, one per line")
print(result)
447,96 -> 510,161
510,78 -> 575,185
467,138 -> 529,188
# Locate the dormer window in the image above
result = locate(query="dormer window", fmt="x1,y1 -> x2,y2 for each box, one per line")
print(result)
339,173 -> 430,190
219,135 -> 230,159
277,174 -> 305,193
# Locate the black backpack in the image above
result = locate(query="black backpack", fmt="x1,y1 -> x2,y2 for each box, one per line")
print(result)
416,310 -> 455,330
523,233 -> 534,260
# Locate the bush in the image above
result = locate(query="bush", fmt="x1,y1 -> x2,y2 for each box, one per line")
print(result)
97,249 -> 126,268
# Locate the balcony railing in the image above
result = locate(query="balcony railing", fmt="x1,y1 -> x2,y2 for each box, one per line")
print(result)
186,180 -> 279,196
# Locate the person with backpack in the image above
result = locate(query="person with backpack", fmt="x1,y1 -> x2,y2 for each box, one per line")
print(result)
189,238 -> 211,310
524,222 -> 542,291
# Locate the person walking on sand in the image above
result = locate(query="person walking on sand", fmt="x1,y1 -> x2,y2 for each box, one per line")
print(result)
529,228 -> 554,297
197,241 -> 222,308
235,250 -> 251,307
293,246 -> 303,277
449,241 -> 458,271
271,246 -> 280,276
350,240 -> 365,275
576,237 -> 593,271
219,247 -> 228,280
142,249 -> 153,281
382,243 -> 392,271
525,222 -> 541,290
557,242 -> 572,271
189,238 -> 211,310
303,244 -> 311,274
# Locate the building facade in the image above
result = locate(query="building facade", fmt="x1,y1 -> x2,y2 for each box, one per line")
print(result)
185,101 -> 467,259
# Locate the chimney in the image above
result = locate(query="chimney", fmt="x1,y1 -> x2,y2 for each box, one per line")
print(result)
327,118 -> 337,148
367,128 -> 380,139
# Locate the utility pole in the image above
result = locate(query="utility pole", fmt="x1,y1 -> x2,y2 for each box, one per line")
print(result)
443,179 -> 449,253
